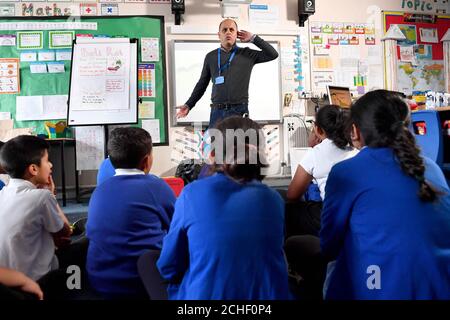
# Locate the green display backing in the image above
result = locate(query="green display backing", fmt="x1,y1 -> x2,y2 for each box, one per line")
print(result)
0,16 -> 168,145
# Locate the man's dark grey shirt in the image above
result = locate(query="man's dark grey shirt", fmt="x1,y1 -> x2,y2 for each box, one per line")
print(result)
185,36 -> 279,109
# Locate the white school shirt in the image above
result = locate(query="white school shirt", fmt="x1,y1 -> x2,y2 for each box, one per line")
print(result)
299,138 -> 358,200
114,168 -> 145,176
0,179 -> 64,280
0,174 -> 10,186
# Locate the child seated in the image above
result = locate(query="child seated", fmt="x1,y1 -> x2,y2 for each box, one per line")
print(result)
0,136 -> 72,281
321,90 -> 450,299
157,116 -> 291,300
286,105 -> 358,237
86,127 -> 176,299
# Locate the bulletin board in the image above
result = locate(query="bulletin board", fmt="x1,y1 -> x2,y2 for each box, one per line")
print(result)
0,16 -> 169,145
309,21 -> 384,95
383,11 -> 450,95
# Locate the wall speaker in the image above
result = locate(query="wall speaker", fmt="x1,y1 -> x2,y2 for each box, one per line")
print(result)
298,0 -> 315,27
171,0 -> 185,14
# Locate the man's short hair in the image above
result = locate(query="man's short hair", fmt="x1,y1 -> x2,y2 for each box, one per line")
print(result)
219,19 -> 238,31
108,127 -> 152,169
0,135 -> 49,179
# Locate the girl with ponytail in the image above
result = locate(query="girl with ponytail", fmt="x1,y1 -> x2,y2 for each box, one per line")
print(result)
320,90 -> 450,299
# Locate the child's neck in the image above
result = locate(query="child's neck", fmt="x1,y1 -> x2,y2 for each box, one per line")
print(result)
21,172 -> 39,186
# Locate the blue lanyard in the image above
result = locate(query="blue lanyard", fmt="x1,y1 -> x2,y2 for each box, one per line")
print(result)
218,47 -> 237,76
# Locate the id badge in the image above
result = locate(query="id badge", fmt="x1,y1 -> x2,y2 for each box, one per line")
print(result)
215,76 -> 225,85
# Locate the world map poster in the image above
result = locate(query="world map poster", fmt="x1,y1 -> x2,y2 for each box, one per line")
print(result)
398,60 -> 445,95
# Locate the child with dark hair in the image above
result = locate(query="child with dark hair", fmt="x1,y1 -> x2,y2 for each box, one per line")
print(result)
157,116 -> 290,300
86,127 -> 176,299
321,90 -> 450,299
286,105 -> 358,237
0,135 -> 72,281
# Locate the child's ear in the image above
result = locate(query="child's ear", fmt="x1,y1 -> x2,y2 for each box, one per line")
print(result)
147,152 -> 153,172
350,124 -> 363,149
141,152 -> 153,174
314,125 -> 324,137
27,164 -> 39,177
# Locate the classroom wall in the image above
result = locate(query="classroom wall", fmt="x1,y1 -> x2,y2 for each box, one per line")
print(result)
147,0 -> 445,177
5,0 -> 447,191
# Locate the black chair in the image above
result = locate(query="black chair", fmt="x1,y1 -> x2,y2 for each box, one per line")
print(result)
137,250 -> 168,300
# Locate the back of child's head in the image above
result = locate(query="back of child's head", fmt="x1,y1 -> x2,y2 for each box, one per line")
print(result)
211,116 -> 268,183
351,89 -> 437,202
0,135 -> 49,179
315,104 -> 350,149
108,127 -> 152,169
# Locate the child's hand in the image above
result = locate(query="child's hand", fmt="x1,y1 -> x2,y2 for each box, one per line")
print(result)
54,235 -> 71,249
20,278 -> 44,300
47,175 -> 56,195
37,175 -> 56,195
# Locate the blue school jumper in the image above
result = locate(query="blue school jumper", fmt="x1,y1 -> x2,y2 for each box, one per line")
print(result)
87,174 -> 176,298
157,173 -> 291,300
321,147 -> 450,299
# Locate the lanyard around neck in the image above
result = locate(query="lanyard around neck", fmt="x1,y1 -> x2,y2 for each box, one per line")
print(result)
218,47 -> 238,76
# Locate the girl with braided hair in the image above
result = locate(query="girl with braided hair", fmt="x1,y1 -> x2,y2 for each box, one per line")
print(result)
320,90 -> 450,299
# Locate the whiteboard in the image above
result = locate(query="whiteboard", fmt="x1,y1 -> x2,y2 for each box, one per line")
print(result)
172,40 -> 282,125
68,38 -> 138,126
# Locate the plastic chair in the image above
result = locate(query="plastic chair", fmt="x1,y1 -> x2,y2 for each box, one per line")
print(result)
411,110 -> 444,167
137,250 -> 168,300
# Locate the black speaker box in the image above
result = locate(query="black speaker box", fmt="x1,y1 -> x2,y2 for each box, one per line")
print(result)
172,0 -> 185,13
299,0 -> 315,15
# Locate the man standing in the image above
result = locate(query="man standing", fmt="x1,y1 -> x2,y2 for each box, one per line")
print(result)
176,19 -> 279,128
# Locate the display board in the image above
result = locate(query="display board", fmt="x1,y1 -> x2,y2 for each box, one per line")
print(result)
0,16 -> 168,145
308,21 -> 383,95
172,40 -> 282,124
68,38 -> 138,126
384,12 -> 450,95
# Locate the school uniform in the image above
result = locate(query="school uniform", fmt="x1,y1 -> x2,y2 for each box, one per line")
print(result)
321,147 -> 450,299
0,179 -> 64,281
0,174 -> 9,189
299,138 -> 358,201
96,157 -> 115,186
0,174 -> 10,186
287,139 -> 358,237
86,169 -> 176,299
157,173 -> 291,300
